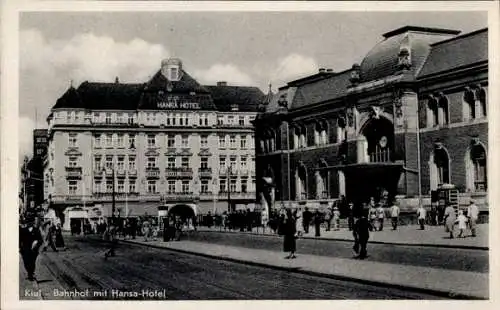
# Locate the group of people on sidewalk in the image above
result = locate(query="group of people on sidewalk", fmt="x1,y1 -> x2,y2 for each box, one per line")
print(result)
19,213 -> 67,281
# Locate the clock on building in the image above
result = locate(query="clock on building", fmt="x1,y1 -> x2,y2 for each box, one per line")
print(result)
379,136 -> 388,148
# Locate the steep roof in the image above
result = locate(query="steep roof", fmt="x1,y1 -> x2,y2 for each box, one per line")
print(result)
417,28 -> 487,78
204,85 -> 264,112
290,69 -> 352,110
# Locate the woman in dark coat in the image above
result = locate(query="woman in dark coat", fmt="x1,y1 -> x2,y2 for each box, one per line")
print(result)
282,209 -> 297,259
54,223 -> 66,249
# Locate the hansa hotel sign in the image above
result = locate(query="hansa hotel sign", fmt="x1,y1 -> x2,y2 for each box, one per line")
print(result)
157,95 -> 201,110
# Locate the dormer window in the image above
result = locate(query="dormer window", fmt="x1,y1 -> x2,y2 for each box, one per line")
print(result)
161,58 -> 183,82
169,67 -> 179,81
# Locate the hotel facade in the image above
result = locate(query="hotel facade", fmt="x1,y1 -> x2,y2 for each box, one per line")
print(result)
254,26 -> 488,212
43,58 -> 263,227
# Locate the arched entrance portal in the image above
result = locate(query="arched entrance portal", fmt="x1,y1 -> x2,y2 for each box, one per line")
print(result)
167,204 -> 197,220
361,116 -> 394,163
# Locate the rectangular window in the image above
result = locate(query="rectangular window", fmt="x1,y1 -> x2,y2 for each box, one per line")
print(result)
117,180 -> 125,193
147,134 -> 156,148
180,116 -> 184,126
181,157 -> 189,168
230,179 -> 237,192
106,180 -> 113,192
181,135 -> 188,147
117,114 -> 123,124
219,136 -> 226,148
68,180 -> 78,195
105,113 -> 111,124
228,116 -> 235,125
117,156 -> 124,170
167,180 -> 176,193
241,156 -> 247,168
240,137 -> 247,149
105,155 -> 113,169
219,155 -> 226,168
117,134 -> 124,147
167,135 -> 175,147
68,157 -> 78,167
217,116 -> 224,125
184,115 -> 189,126
68,134 -> 77,147
201,135 -> 208,148
201,157 -> 208,169
128,156 -> 136,170
230,135 -> 236,148
201,180 -> 209,193
172,115 -> 176,126
230,156 -> 236,170
239,116 -> 245,126
241,179 -> 248,193
106,134 -> 112,147
147,157 -> 156,168
167,157 -> 175,168
182,180 -> 190,193
167,114 -> 172,126
129,180 -> 136,193
94,135 -> 101,147
93,179 -> 101,193
128,134 -> 135,149
147,180 -> 157,193
220,179 -> 227,192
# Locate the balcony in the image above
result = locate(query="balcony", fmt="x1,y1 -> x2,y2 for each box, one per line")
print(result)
146,167 -> 160,179
65,166 -> 82,179
94,169 -> 104,177
165,167 -> 193,178
219,167 -> 237,176
116,169 -> 127,178
369,149 -> 391,163
128,169 -> 138,178
198,168 -> 212,178
218,191 -> 255,200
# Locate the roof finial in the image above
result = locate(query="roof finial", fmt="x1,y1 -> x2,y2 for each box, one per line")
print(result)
115,76 -> 120,84
70,79 -> 73,88
268,82 -> 272,94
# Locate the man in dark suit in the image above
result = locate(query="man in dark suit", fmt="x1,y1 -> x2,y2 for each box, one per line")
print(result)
353,207 -> 370,259
19,214 -> 44,281
302,207 -> 311,234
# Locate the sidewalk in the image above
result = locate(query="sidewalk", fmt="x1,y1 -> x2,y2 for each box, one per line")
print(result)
197,224 -> 489,250
19,254 -> 69,300
121,238 -> 488,299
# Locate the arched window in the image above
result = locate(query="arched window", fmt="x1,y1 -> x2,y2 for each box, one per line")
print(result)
464,87 -> 476,120
316,160 -> 329,199
337,117 -> 346,143
292,126 -> 299,149
296,164 -> 307,200
297,125 -> 307,148
470,143 -> 487,191
314,121 -> 328,146
438,96 -> 449,125
427,96 -> 439,127
434,145 -> 450,186
478,88 -> 487,118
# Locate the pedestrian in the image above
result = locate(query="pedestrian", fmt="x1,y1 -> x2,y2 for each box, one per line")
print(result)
455,210 -> 468,238
54,223 -> 66,250
142,219 -> 151,242
103,224 -> 117,259
19,215 -> 44,281
324,207 -> 332,231
174,215 -> 183,241
417,205 -> 426,230
42,221 -> 58,252
313,209 -> 322,237
353,208 -> 370,259
347,202 -> 355,231
376,203 -> 385,231
368,202 -> 377,231
302,207 -> 311,234
467,199 -> 479,237
389,201 -> 400,230
282,209 -> 297,259
295,208 -> 303,237
444,204 -> 457,239
222,212 -> 228,231
206,211 -> 213,228
333,206 -> 341,231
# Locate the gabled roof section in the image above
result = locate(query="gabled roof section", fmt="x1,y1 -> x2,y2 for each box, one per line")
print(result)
52,86 -> 84,109
77,82 -> 143,110
204,85 -> 264,112
289,69 -> 353,110
144,70 -> 210,94
417,28 -> 487,79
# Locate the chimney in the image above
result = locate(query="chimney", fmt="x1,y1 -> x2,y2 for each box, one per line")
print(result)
318,68 -> 326,74
326,69 -> 334,73
115,76 -> 120,83
217,81 -> 227,86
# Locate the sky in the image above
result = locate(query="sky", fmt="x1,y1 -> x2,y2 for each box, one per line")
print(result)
18,10 -> 488,159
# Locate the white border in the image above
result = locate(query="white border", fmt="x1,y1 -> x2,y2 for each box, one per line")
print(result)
2,1 -> 499,310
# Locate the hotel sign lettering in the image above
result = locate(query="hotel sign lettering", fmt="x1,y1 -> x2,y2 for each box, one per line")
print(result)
156,96 -> 200,110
